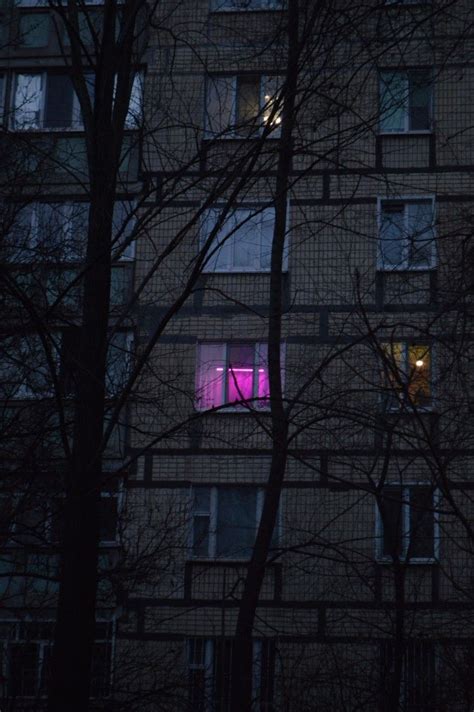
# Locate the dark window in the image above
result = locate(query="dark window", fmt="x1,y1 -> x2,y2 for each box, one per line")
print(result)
378,486 -> 436,561
380,640 -> 436,711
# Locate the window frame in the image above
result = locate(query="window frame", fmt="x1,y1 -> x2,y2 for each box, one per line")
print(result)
380,342 -> 434,412
195,341 -> 279,412
190,485 -> 280,561
201,204 -> 288,274
0,620 -> 114,699
375,484 -> 440,564
205,73 -> 282,139
11,71 -> 83,131
376,195 -> 436,271
378,68 -> 433,135
187,637 -> 275,712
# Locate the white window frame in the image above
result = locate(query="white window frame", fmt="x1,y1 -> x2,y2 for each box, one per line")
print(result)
375,484 -> 440,564
380,342 -> 434,412
378,69 -> 433,134
195,341 -> 282,412
190,486 -> 280,560
11,72 -> 84,131
376,195 -> 436,271
7,200 -> 136,263
205,74 -> 282,139
201,205 -> 288,273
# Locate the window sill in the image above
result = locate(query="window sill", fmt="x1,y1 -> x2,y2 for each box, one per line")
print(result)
378,130 -> 432,136
376,265 -> 436,272
376,557 -> 437,565
202,268 -> 287,275
189,557 -> 251,563
195,405 -> 271,414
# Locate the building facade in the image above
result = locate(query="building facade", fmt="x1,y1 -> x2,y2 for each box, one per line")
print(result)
1,0 -> 473,710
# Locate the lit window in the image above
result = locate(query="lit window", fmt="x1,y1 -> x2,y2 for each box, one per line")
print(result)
378,199 -> 435,270
202,207 -> 285,272
379,69 -> 432,132
376,485 -> 438,562
195,343 -> 272,410
381,343 -> 432,409
192,486 -> 275,559
205,74 -> 282,138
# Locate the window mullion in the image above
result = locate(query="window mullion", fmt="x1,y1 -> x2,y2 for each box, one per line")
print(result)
403,487 -> 410,559
209,488 -> 217,558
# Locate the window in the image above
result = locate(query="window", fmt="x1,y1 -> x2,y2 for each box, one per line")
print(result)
195,343 -> 272,410
212,0 -> 283,9
192,486 -> 270,559
380,343 -> 433,409
0,621 -> 112,699
202,207 -> 285,272
205,74 -> 282,138
0,492 -> 118,547
11,72 -> 88,130
187,638 -> 275,712
6,200 -> 135,263
11,71 -> 141,130
0,334 -> 57,400
379,70 -> 432,132
380,640 -> 436,711
378,199 -> 435,270
17,13 -> 51,47
60,329 -> 133,398
376,485 -> 438,562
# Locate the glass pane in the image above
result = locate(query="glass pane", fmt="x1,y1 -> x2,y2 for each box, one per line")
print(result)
407,202 -> 433,267
206,77 -> 235,135
408,345 -> 431,406
193,515 -> 210,557
106,332 -> 131,396
194,487 -> 211,513
260,209 -> 274,270
255,342 -> 270,403
14,73 -> 43,129
380,205 -> 404,267
216,488 -> 257,558
409,70 -> 431,130
9,643 -> 39,697
379,72 -> 408,132
44,74 -> 74,129
196,344 -> 226,409
227,344 -> 255,403
381,342 -> 404,407
232,210 -> 260,269
381,487 -> 403,557
261,75 -> 282,131
125,73 -> 143,128
112,201 -> 136,260
409,487 -> 434,558
18,13 -> 50,47
99,497 -> 117,543
236,76 -> 260,126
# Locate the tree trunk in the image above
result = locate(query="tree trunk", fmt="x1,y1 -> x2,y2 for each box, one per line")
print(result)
230,2 -> 300,710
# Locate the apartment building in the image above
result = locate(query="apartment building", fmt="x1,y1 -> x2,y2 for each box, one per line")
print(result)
0,0 -> 473,710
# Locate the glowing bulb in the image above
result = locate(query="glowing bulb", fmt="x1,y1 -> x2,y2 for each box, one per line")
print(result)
415,359 -> 424,368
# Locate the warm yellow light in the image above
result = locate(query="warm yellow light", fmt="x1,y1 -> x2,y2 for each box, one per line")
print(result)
415,359 -> 424,368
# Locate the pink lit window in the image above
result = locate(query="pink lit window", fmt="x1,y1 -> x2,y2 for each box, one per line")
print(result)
196,343 -> 270,410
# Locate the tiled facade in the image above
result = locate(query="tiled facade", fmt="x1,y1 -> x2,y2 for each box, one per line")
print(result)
1,0 -> 474,709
